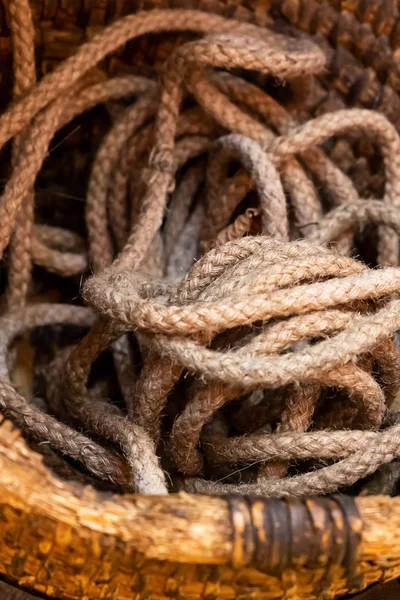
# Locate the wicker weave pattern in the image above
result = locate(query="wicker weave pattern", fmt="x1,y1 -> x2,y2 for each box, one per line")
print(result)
2,0 -> 400,132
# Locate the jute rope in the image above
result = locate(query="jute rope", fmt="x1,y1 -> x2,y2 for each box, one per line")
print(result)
1,1 -> 400,496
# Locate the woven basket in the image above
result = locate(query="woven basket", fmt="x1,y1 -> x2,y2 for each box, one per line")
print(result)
1,1 -> 400,599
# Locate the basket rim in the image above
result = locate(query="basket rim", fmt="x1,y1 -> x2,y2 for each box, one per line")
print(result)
0,416 -> 398,599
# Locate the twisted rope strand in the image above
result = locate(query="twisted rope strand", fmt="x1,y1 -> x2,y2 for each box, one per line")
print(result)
1,3 -> 400,497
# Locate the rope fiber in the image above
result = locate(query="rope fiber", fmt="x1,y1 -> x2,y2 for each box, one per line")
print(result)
1,0 -> 400,496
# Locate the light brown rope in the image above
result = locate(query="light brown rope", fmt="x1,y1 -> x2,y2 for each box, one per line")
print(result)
1,2 -> 400,497
6,0 -> 36,308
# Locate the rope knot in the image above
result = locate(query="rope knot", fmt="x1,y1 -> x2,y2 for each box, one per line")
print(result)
3,3 -> 400,500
